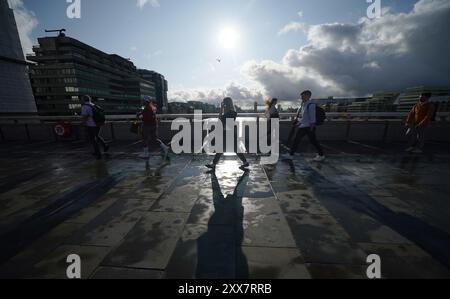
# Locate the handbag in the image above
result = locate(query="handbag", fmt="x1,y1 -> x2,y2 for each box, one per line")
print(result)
130,121 -> 140,134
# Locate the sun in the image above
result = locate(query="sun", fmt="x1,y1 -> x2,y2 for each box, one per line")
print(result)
218,27 -> 239,50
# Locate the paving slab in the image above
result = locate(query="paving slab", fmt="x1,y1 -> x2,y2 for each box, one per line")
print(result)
102,212 -> 188,270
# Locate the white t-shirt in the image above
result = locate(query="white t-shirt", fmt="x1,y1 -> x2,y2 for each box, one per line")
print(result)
297,101 -> 316,128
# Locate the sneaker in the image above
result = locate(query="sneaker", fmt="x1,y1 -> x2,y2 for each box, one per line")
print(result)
412,149 -> 423,154
405,147 -> 415,152
312,155 -> 326,162
240,163 -> 250,171
205,164 -> 216,170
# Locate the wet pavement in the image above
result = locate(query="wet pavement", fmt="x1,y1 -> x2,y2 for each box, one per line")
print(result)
0,140 -> 450,279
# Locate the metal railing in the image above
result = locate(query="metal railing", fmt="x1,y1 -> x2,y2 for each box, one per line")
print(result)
0,112 -> 449,124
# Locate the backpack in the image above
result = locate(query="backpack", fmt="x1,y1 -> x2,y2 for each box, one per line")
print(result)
84,104 -> 106,126
308,103 -> 327,126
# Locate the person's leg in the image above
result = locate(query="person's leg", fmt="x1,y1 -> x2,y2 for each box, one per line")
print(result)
406,126 -> 418,148
88,127 -> 101,157
237,153 -> 248,165
289,128 -> 307,155
267,120 -> 272,147
417,127 -> 426,150
286,124 -> 297,146
306,128 -> 324,156
95,127 -> 108,152
141,126 -> 150,157
213,153 -> 223,165
148,127 -> 169,160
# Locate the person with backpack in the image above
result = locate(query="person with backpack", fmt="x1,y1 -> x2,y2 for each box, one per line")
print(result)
81,95 -> 108,160
405,92 -> 435,154
136,97 -> 170,161
288,90 -> 326,162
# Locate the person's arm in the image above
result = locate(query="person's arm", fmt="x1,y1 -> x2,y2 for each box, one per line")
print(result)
418,104 -> 435,128
406,105 -> 416,126
293,107 -> 301,124
268,106 -> 277,118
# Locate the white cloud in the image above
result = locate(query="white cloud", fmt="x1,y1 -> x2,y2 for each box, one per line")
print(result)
169,82 -> 264,107
278,22 -> 305,35
137,0 -> 161,9
243,0 -> 450,99
7,0 -> 38,56
298,11 -> 303,18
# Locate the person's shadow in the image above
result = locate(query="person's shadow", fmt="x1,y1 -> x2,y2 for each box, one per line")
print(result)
195,170 -> 250,279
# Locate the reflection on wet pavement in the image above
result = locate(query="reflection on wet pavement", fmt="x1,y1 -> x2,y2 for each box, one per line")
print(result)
0,140 -> 450,279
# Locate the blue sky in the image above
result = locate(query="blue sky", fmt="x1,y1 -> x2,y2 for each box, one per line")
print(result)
21,0 -> 416,92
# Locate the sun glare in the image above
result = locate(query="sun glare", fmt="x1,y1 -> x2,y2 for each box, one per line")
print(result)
218,27 -> 239,50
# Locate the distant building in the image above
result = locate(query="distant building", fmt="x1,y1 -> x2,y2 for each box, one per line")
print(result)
395,86 -> 450,112
168,101 -> 217,114
347,92 -> 399,113
168,102 -> 190,114
139,69 -> 168,113
27,33 -> 166,116
0,0 -> 37,115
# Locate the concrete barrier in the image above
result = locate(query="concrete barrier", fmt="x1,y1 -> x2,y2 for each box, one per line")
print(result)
1,124 -> 28,141
316,121 -> 349,141
1,120 -> 449,144
27,124 -> 54,141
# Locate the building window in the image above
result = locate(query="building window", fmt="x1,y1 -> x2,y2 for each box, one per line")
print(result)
65,87 -> 79,93
68,104 -> 82,110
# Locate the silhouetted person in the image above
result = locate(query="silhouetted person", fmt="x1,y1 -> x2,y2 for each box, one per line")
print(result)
81,95 -> 108,159
196,170 -> 249,279
136,97 -> 170,161
206,97 -> 249,171
265,98 -> 280,146
405,92 -> 435,154
289,90 -> 325,162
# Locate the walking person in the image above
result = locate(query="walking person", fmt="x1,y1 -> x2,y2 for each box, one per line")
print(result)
405,92 -> 435,154
137,97 -> 170,161
288,90 -> 325,162
81,95 -> 108,159
265,98 -> 280,146
205,97 -> 250,171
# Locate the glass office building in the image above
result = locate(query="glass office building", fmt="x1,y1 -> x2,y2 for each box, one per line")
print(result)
0,0 -> 37,115
27,34 -> 160,116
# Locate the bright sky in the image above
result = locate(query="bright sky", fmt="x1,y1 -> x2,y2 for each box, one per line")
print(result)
13,0 -> 449,105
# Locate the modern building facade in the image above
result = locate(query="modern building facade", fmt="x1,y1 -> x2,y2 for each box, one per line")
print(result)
0,0 -> 37,115
27,33 -> 163,116
138,69 -> 169,113
346,92 -> 399,113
